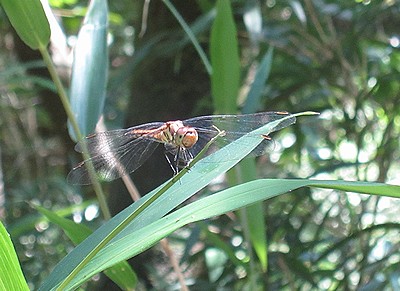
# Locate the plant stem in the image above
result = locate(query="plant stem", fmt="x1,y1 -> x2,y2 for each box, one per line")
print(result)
38,46 -> 111,220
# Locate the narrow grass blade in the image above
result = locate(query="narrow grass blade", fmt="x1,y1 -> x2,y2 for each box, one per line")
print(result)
242,47 -> 274,114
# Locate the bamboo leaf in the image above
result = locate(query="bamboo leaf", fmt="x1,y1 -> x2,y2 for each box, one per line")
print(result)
68,0 -> 109,141
210,0 -> 240,113
0,0 -> 50,49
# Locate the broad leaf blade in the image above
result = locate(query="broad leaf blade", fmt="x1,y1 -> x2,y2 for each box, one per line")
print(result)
0,221 -> 29,291
0,0 -> 50,49
68,0 -> 109,141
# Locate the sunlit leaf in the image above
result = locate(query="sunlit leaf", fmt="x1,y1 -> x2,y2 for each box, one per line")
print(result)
0,221 -> 29,291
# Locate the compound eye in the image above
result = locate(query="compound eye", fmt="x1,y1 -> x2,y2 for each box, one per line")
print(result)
181,128 -> 198,148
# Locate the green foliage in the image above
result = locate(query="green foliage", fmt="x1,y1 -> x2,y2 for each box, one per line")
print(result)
0,0 -> 399,290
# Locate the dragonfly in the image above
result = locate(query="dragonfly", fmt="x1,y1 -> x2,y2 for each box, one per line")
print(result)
67,111 -> 295,185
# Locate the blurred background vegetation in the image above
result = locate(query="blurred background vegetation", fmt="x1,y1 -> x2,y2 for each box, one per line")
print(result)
1,0 -> 400,289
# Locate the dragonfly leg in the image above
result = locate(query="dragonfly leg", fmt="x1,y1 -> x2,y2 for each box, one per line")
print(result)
186,151 -> 194,167
165,153 -> 178,175
173,147 -> 181,174
177,150 -> 193,173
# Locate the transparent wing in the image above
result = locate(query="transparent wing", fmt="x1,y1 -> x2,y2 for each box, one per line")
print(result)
183,111 -> 294,136
183,112 -> 295,158
68,122 -> 165,185
74,122 -> 165,153
68,137 -> 160,185
68,112 -> 295,184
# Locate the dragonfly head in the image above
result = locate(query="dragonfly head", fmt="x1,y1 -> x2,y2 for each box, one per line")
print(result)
175,127 -> 198,148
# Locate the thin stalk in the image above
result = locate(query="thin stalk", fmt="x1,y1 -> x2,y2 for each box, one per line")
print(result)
38,46 -> 111,220
57,129 -> 226,290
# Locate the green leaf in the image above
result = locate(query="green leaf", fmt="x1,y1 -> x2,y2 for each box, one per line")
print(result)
35,205 -> 137,290
35,205 -> 93,245
39,112 -> 314,290
242,47 -> 274,114
244,201 -> 268,271
203,224 -> 246,268
8,200 -> 94,238
0,0 -> 50,49
210,0 -> 240,113
237,159 -> 268,271
68,0 -> 109,141
0,221 -> 29,291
